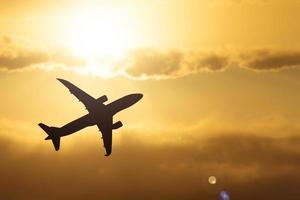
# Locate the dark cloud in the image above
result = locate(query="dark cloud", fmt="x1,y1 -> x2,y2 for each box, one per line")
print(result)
1,127 -> 300,200
194,54 -> 229,71
123,49 -> 229,79
124,49 -> 184,77
241,50 -> 300,70
0,51 -> 49,70
123,48 -> 300,79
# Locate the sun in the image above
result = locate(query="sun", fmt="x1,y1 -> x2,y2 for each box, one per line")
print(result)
66,9 -> 133,60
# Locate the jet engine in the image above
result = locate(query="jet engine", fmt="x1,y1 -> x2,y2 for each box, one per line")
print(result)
112,121 -> 123,130
97,95 -> 108,103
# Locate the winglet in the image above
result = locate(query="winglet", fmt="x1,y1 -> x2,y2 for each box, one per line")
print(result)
57,78 -> 68,85
104,147 -> 112,157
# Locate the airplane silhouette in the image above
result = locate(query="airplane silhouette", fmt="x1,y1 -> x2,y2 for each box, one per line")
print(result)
39,78 -> 143,156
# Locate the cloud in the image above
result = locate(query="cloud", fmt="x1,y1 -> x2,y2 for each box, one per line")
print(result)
241,49 -> 300,71
123,49 -> 184,78
194,53 -> 229,71
122,48 -> 300,79
1,117 -> 300,200
0,50 -> 49,70
1,36 -> 300,79
122,49 -> 230,79
0,36 -> 85,71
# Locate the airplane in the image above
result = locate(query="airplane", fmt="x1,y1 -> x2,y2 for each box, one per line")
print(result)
38,78 -> 143,156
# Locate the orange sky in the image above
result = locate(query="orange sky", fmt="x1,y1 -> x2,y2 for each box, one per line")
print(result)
1,0 -> 300,199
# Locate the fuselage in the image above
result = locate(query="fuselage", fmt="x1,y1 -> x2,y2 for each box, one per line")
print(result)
57,93 -> 143,137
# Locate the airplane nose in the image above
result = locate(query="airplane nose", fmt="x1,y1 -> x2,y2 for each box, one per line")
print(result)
136,93 -> 143,100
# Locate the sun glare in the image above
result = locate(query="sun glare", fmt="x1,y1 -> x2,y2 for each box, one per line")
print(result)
63,8 -> 134,77
66,9 -> 133,60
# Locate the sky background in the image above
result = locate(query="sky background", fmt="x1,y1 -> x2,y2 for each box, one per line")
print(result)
1,0 -> 300,199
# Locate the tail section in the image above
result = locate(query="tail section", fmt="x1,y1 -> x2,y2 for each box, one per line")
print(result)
38,123 -> 61,151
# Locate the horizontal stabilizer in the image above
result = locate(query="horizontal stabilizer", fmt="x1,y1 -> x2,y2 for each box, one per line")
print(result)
51,137 -> 61,151
38,123 -> 61,151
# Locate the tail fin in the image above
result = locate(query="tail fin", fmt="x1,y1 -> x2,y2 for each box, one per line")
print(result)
38,123 -> 61,151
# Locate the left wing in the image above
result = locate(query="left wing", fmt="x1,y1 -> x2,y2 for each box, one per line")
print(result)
57,78 -> 97,111
97,117 -> 113,156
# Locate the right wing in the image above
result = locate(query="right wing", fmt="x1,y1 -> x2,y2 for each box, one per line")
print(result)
57,78 -> 97,111
96,117 -> 113,156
